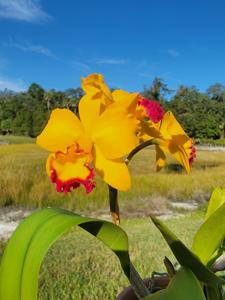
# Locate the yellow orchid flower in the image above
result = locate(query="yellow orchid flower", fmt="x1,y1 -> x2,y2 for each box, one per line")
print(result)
139,111 -> 196,173
80,74 -> 140,120
36,102 -> 139,193
79,74 -> 196,173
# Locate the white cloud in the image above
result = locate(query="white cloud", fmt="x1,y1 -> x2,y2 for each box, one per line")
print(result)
2,39 -> 56,58
94,58 -> 127,65
0,0 -> 51,23
0,77 -> 26,92
168,48 -> 180,57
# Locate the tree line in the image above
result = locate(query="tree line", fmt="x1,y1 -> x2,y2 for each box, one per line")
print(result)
0,79 -> 225,140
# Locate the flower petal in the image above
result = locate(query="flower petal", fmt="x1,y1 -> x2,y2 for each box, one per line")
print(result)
79,94 -> 102,136
36,109 -> 84,152
159,140 -> 190,173
111,90 -> 140,114
81,73 -> 112,105
79,74 -> 113,135
160,111 -> 190,143
138,120 -> 160,141
155,145 -> 166,171
46,149 -> 95,193
93,145 -> 131,191
92,107 -> 139,159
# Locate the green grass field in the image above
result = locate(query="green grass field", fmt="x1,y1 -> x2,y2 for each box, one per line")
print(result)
37,212 -> 203,300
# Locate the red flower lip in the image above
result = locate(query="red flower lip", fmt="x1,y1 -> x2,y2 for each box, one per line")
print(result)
138,97 -> 164,123
50,166 -> 96,194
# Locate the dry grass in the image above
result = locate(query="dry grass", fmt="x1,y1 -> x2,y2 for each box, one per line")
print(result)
0,144 -> 225,211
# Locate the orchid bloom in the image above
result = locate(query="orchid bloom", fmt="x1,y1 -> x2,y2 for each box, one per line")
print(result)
139,110 -> 196,173
79,74 -> 195,173
36,84 -> 140,193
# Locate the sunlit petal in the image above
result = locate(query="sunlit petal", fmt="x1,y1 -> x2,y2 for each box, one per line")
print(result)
79,94 -> 102,136
111,90 -> 140,114
46,148 -> 95,193
159,140 -> 190,173
93,145 -> 131,191
155,145 -> 166,171
36,109 -> 84,152
92,107 -> 139,159
81,73 -> 112,105
160,111 -> 190,143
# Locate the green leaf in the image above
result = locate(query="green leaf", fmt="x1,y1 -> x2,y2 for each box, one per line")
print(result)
0,208 -> 130,300
205,286 -> 223,300
143,267 -> 206,300
205,187 -> 225,220
192,203 -> 225,265
151,216 -> 224,287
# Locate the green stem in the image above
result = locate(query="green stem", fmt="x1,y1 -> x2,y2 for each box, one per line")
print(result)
108,185 -> 120,225
107,140 -> 159,298
125,139 -> 157,165
108,139 -> 158,225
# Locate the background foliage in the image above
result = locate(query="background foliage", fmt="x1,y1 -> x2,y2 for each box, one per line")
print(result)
1,79 -> 225,139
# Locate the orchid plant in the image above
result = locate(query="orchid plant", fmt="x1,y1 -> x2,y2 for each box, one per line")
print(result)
0,74 -> 224,300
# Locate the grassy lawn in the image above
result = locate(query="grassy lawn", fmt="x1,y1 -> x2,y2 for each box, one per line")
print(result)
38,212 -> 203,300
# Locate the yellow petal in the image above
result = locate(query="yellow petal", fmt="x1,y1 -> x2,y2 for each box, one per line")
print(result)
93,145 -> 131,191
159,140 -> 190,173
111,90 -> 140,114
160,111 -> 190,144
81,73 -> 112,106
36,109 -> 84,152
139,113 -> 192,172
79,94 -> 102,136
79,73 -> 114,135
50,154 -> 90,181
92,107 -> 139,159
46,148 -> 95,193
138,120 -> 161,141
155,145 -> 166,171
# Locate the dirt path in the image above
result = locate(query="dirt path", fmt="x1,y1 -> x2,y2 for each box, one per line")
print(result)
0,201 -> 200,241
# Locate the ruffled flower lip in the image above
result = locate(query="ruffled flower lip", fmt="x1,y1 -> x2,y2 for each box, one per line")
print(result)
138,97 -> 164,123
189,144 -> 196,166
50,166 -> 96,194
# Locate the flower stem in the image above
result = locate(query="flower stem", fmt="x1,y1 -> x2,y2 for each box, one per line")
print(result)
108,139 -> 158,225
108,185 -> 120,225
125,139 -> 157,165
108,141 -> 160,297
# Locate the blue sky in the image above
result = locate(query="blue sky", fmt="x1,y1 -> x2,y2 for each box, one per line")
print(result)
0,0 -> 225,94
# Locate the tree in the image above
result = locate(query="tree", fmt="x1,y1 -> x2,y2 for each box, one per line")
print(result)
143,77 -> 172,101
63,88 -> 84,113
207,83 -> 225,102
28,83 -> 44,101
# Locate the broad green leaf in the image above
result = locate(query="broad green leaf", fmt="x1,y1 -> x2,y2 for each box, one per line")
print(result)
151,216 -> 224,287
205,187 -> 225,220
144,267 -> 206,300
192,203 -> 225,265
0,208 -> 130,300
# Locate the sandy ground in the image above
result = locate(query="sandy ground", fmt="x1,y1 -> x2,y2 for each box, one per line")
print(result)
0,201 -> 199,241
0,207 -> 32,240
